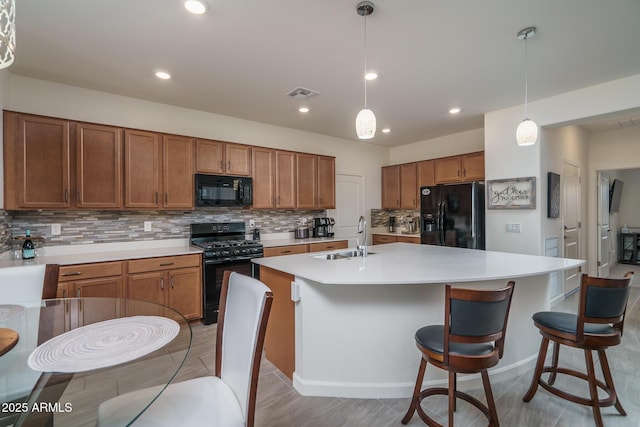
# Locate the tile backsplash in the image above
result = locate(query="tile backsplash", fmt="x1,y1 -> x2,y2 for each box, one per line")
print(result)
371,209 -> 420,228
4,208 -> 325,249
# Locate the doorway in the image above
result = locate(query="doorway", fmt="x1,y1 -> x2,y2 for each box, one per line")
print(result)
597,172 -> 612,277
327,174 -> 365,247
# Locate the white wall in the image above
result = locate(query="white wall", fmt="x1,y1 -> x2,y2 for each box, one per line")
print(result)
389,128 -> 484,165
4,75 -> 389,218
485,73 -> 640,265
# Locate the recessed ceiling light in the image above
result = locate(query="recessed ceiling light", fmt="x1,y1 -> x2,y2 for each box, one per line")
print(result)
364,71 -> 378,81
155,71 -> 171,80
184,0 -> 207,14
298,107 -> 310,113
382,128 -> 391,133
449,107 -> 461,114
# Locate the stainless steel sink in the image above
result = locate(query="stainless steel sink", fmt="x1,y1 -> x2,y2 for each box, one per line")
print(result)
311,250 -> 376,260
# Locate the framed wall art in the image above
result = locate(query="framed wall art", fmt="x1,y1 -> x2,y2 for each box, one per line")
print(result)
487,176 -> 536,209
547,172 -> 560,218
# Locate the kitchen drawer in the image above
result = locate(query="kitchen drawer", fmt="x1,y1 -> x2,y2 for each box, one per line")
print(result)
396,235 -> 420,244
308,240 -> 348,253
372,234 -> 397,245
128,254 -> 201,274
59,261 -> 123,282
264,245 -> 309,257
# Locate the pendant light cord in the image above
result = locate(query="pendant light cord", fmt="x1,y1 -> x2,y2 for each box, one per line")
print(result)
524,35 -> 529,119
363,12 -> 368,109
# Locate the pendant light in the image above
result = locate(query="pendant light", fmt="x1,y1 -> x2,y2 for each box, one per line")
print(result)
355,1 -> 376,140
516,26 -> 537,146
0,0 -> 16,69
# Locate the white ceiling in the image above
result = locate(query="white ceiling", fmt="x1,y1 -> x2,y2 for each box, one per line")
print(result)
10,0 -> 640,147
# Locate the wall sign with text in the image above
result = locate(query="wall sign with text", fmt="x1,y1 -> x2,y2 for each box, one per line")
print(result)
487,177 -> 536,209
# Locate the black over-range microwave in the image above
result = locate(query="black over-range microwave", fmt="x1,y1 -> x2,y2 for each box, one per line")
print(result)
195,174 -> 252,207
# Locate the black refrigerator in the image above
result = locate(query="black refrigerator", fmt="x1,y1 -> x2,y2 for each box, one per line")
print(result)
420,181 -> 485,249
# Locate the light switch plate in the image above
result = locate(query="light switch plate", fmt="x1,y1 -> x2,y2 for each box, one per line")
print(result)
506,223 -> 521,233
144,221 -> 152,232
51,224 -> 61,236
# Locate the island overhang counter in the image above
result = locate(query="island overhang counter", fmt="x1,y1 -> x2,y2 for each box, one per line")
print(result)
252,243 -> 584,399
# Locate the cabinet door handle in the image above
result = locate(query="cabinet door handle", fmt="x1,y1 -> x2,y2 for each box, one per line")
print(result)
165,192 -> 168,203
76,288 -> 81,297
227,161 -> 231,171
61,271 -> 82,277
463,168 -> 467,177
170,276 -> 174,289
62,290 -> 67,298
77,189 -> 81,203
160,277 -> 164,290
64,189 -> 68,203
159,262 -> 174,267
281,250 -> 291,254
219,160 -> 223,170
155,192 -> 159,204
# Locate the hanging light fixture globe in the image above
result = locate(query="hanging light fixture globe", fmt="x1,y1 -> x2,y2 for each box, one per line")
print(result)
516,118 -> 538,146
355,1 -> 376,140
0,0 -> 16,70
516,26 -> 537,147
356,108 -> 376,139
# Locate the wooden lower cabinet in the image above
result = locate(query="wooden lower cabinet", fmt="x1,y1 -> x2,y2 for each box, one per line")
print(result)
372,234 -> 420,244
57,261 -> 124,327
264,240 -> 348,257
308,241 -> 348,252
126,254 -> 202,321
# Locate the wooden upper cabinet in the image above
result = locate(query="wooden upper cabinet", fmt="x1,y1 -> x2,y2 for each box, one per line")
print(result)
461,151 -> 484,181
225,143 -> 251,176
76,123 -> 122,209
252,147 -> 276,208
163,135 -> 194,209
400,163 -> 418,209
317,156 -> 335,209
275,151 -> 296,209
124,129 -> 160,209
296,153 -> 317,209
381,165 -> 400,209
417,160 -> 435,188
6,112 -> 71,209
195,140 -> 251,176
434,156 -> 462,183
195,139 -> 224,174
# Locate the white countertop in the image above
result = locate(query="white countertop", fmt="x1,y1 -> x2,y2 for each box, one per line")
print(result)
253,242 -> 585,285
0,239 -> 201,268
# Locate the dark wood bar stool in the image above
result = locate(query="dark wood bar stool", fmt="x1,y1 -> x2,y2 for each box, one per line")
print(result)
523,272 -> 634,427
402,281 -> 515,427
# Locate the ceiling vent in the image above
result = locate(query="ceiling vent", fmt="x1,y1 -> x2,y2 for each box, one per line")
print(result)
286,87 -> 319,100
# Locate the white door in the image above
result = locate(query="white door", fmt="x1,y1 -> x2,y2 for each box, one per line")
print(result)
562,162 -> 581,296
327,174 -> 365,247
597,173 -> 611,277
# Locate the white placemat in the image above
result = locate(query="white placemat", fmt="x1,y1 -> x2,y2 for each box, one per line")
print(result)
27,316 -> 180,373
0,304 -> 26,322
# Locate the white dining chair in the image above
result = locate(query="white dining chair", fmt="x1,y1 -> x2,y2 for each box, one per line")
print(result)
97,271 -> 273,427
0,263 -> 60,402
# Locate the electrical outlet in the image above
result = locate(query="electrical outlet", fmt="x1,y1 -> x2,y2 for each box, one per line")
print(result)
51,224 -> 61,236
144,221 -> 152,232
301,218 -> 307,225
249,219 -> 255,228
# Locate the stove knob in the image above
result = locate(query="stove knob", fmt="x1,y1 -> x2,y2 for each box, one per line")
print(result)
241,249 -> 249,255
221,250 -> 230,256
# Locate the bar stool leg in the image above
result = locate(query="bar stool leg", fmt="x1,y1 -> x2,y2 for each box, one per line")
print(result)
598,349 -> 626,416
481,369 -> 499,427
584,350 -> 604,427
448,371 -> 455,426
452,372 -> 457,411
402,357 -> 427,424
523,337 -> 550,402
548,342 -> 560,385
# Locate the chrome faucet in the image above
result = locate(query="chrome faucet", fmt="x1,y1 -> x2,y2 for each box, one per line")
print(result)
357,215 -> 368,257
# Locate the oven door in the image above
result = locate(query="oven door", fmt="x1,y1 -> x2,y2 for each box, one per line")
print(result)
202,258 -> 260,325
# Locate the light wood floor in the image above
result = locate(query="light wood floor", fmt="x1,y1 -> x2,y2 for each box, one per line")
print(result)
177,264 -> 640,427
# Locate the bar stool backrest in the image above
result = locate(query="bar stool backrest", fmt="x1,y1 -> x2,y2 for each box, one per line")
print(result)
577,273 -> 633,343
445,281 -> 515,364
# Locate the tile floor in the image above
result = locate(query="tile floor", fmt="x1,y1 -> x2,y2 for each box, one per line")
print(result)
179,264 -> 640,427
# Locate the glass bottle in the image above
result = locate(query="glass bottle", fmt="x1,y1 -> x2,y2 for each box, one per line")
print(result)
22,229 -> 35,260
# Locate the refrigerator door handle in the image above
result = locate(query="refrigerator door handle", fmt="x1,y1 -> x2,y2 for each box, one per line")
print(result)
439,201 -> 445,245
471,182 -> 477,247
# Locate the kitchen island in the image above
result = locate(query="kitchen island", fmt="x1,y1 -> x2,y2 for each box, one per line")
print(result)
253,243 -> 584,399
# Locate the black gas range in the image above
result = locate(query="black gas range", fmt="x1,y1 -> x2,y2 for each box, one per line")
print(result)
190,222 -> 263,324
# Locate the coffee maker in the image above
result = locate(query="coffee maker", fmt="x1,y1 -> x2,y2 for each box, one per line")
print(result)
313,218 -> 329,237
327,217 -> 335,237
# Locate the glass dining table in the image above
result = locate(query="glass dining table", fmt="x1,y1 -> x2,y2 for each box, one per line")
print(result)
0,298 -> 192,427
